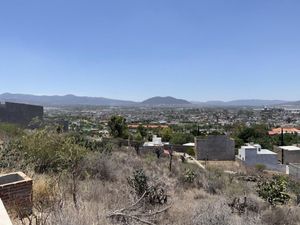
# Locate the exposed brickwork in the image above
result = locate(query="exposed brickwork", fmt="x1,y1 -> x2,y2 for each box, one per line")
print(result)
0,172 -> 33,216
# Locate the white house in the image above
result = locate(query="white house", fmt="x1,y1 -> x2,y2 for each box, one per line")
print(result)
143,135 -> 164,147
237,143 -> 283,171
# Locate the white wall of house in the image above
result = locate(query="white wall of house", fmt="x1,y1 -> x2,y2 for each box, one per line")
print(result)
237,143 -> 284,171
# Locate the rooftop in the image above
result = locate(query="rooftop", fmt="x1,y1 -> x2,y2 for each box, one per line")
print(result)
280,146 -> 300,151
257,149 -> 277,155
183,143 -> 195,147
269,127 -> 300,135
242,143 -> 277,155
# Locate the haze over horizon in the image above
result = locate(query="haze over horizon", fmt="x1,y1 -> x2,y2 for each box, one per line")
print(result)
1,0 -> 300,101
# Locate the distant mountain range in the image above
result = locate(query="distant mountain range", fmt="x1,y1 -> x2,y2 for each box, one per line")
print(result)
192,99 -> 289,107
0,93 -> 136,106
0,93 -> 296,107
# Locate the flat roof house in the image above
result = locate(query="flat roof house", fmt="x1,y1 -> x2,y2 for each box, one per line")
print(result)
143,135 -> 165,147
268,127 -> 300,136
274,145 -> 300,164
237,143 -> 282,171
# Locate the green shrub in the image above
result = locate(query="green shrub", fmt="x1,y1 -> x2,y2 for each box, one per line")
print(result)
186,147 -> 195,156
17,130 -> 87,173
127,169 -> 168,205
127,169 -> 149,196
183,168 -> 197,183
257,175 -> 290,205
0,122 -> 23,137
255,164 -> 266,172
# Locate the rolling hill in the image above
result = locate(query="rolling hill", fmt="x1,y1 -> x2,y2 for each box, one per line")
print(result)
141,96 -> 191,105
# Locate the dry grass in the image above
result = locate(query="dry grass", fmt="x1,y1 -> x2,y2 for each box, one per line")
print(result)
11,147 -> 300,225
201,160 -> 245,172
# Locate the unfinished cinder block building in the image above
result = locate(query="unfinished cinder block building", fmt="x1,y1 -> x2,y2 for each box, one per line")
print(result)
273,146 -> 300,164
195,135 -> 235,161
0,102 -> 43,126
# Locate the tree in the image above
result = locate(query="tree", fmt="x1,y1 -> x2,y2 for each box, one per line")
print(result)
133,132 -> 143,155
59,137 -> 87,208
170,132 -> 194,145
160,127 -> 173,142
137,125 -> 147,138
108,115 -> 128,138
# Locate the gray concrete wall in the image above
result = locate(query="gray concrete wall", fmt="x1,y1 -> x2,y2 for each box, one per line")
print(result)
195,135 -> 235,161
283,150 -> 300,164
273,146 -> 283,163
243,149 -> 284,171
273,146 -> 300,164
0,102 -> 43,126
290,163 -> 300,179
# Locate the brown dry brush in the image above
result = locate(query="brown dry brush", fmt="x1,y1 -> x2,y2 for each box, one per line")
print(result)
107,192 -> 172,225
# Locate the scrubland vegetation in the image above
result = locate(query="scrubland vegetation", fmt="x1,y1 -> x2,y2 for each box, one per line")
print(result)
1,123 -> 300,225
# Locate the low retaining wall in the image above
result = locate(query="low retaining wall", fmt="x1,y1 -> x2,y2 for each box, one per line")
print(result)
0,172 -> 33,216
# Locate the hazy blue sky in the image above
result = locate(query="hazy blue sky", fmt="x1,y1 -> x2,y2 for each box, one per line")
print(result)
0,0 -> 300,101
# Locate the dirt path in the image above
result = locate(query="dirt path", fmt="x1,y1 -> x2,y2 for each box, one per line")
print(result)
173,152 -> 206,170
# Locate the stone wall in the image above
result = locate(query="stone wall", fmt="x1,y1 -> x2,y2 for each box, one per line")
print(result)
0,172 -> 33,216
195,135 -> 235,161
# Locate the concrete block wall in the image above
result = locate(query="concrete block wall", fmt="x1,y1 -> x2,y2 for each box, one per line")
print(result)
273,146 -> 300,164
289,163 -> 300,180
273,146 -> 283,163
195,135 -> 235,161
244,151 -> 284,172
283,151 -> 300,164
0,172 -> 33,216
0,102 -> 43,126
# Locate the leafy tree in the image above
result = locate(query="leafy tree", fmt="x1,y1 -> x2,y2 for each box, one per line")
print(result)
170,132 -> 194,145
238,124 -> 268,143
137,125 -> 148,138
160,127 -> 173,142
108,115 -> 128,138
133,132 -> 143,155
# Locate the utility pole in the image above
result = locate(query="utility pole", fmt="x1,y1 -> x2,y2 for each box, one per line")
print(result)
168,145 -> 173,172
281,127 -> 284,146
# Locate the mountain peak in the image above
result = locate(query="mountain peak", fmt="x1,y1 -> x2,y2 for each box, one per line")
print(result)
141,96 -> 191,105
